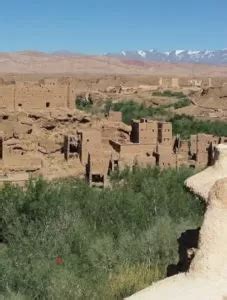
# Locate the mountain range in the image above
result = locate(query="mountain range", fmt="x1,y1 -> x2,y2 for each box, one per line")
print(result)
106,49 -> 227,65
1,51 -> 227,76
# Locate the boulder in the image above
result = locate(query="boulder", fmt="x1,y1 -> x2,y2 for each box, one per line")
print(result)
185,144 -> 227,201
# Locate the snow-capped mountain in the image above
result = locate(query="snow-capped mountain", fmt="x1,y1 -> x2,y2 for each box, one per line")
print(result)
106,49 -> 227,64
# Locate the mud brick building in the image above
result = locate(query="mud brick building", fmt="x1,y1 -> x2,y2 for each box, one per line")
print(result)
0,78 -> 76,111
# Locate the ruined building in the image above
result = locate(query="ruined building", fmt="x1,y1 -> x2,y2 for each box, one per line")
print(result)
0,79 -> 76,111
63,114 -> 227,188
0,97 -> 225,188
86,151 -> 110,188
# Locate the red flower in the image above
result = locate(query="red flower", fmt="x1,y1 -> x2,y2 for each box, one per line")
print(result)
55,256 -> 64,265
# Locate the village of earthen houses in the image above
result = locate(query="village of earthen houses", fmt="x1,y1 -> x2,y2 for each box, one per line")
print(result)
3,1 -> 227,298
0,74 -> 227,187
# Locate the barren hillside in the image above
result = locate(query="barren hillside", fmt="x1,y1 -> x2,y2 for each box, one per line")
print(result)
1,51 -> 227,76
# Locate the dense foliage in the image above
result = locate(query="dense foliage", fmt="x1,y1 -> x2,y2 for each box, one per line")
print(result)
152,90 -> 185,98
76,89 -> 191,118
0,167 -> 204,299
152,90 -> 191,109
107,99 -> 227,139
171,115 -> 227,139
110,100 -> 171,124
172,98 -> 191,109
75,95 -> 93,111
109,95 -> 190,124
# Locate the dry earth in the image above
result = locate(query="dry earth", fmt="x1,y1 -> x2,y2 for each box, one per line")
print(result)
175,86 -> 227,120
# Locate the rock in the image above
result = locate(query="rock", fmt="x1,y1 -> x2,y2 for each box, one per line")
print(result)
41,121 -> 57,131
185,144 -> 227,201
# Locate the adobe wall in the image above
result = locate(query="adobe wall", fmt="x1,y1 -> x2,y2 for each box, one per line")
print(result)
158,122 -> 172,145
177,140 -> 190,160
134,154 -> 156,168
107,111 -> 122,122
120,143 -> 154,155
159,77 -> 172,88
189,134 -> 221,167
131,119 -> 158,144
190,135 -> 197,155
155,143 -> 176,168
159,77 -> 217,89
220,137 -> 227,143
172,78 -> 180,88
78,129 -> 102,165
0,85 -> 15,110
178,77 -> 227,88
101,126 -> 119,145
0,79 -> 76,111
179,140 -> 189,153
158,154 -> 176,168
110,140 -> 154,156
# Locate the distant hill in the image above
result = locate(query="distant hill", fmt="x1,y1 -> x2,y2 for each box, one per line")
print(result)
1,51 -> 227,76
106,49 -> 227,65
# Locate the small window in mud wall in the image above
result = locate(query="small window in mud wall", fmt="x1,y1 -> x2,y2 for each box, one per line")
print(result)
18,103 -> 22,107
0,137 -> 3,159
46,102 -> 50,108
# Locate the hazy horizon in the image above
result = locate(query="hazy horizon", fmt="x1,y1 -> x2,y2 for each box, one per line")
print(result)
2,47 -> 227,55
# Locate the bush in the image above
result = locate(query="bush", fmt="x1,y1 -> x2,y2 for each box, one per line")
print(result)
110,98 -> 191,124
0,169 -> 204,299
153,90 -> 185,98
171,115 -> 227,139
111,101 -> 172,124
75,95 -> 93,111
173,98 -> 191,109
109,100 -> 227,139
104,99 -> 113,114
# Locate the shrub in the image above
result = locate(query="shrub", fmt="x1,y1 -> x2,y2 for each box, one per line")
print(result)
75,95 -> 93,111
0,168 -> 204,299
104,99 -> 113,114
173,98 -> 191,109
153,90 -> 185,98
110,98 -> 191,124
171,115 -> 227,139
111,101 -> 172,124
109,100 -> 227,139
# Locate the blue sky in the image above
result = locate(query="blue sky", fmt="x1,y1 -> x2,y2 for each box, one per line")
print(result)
1,0 -> 227,53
